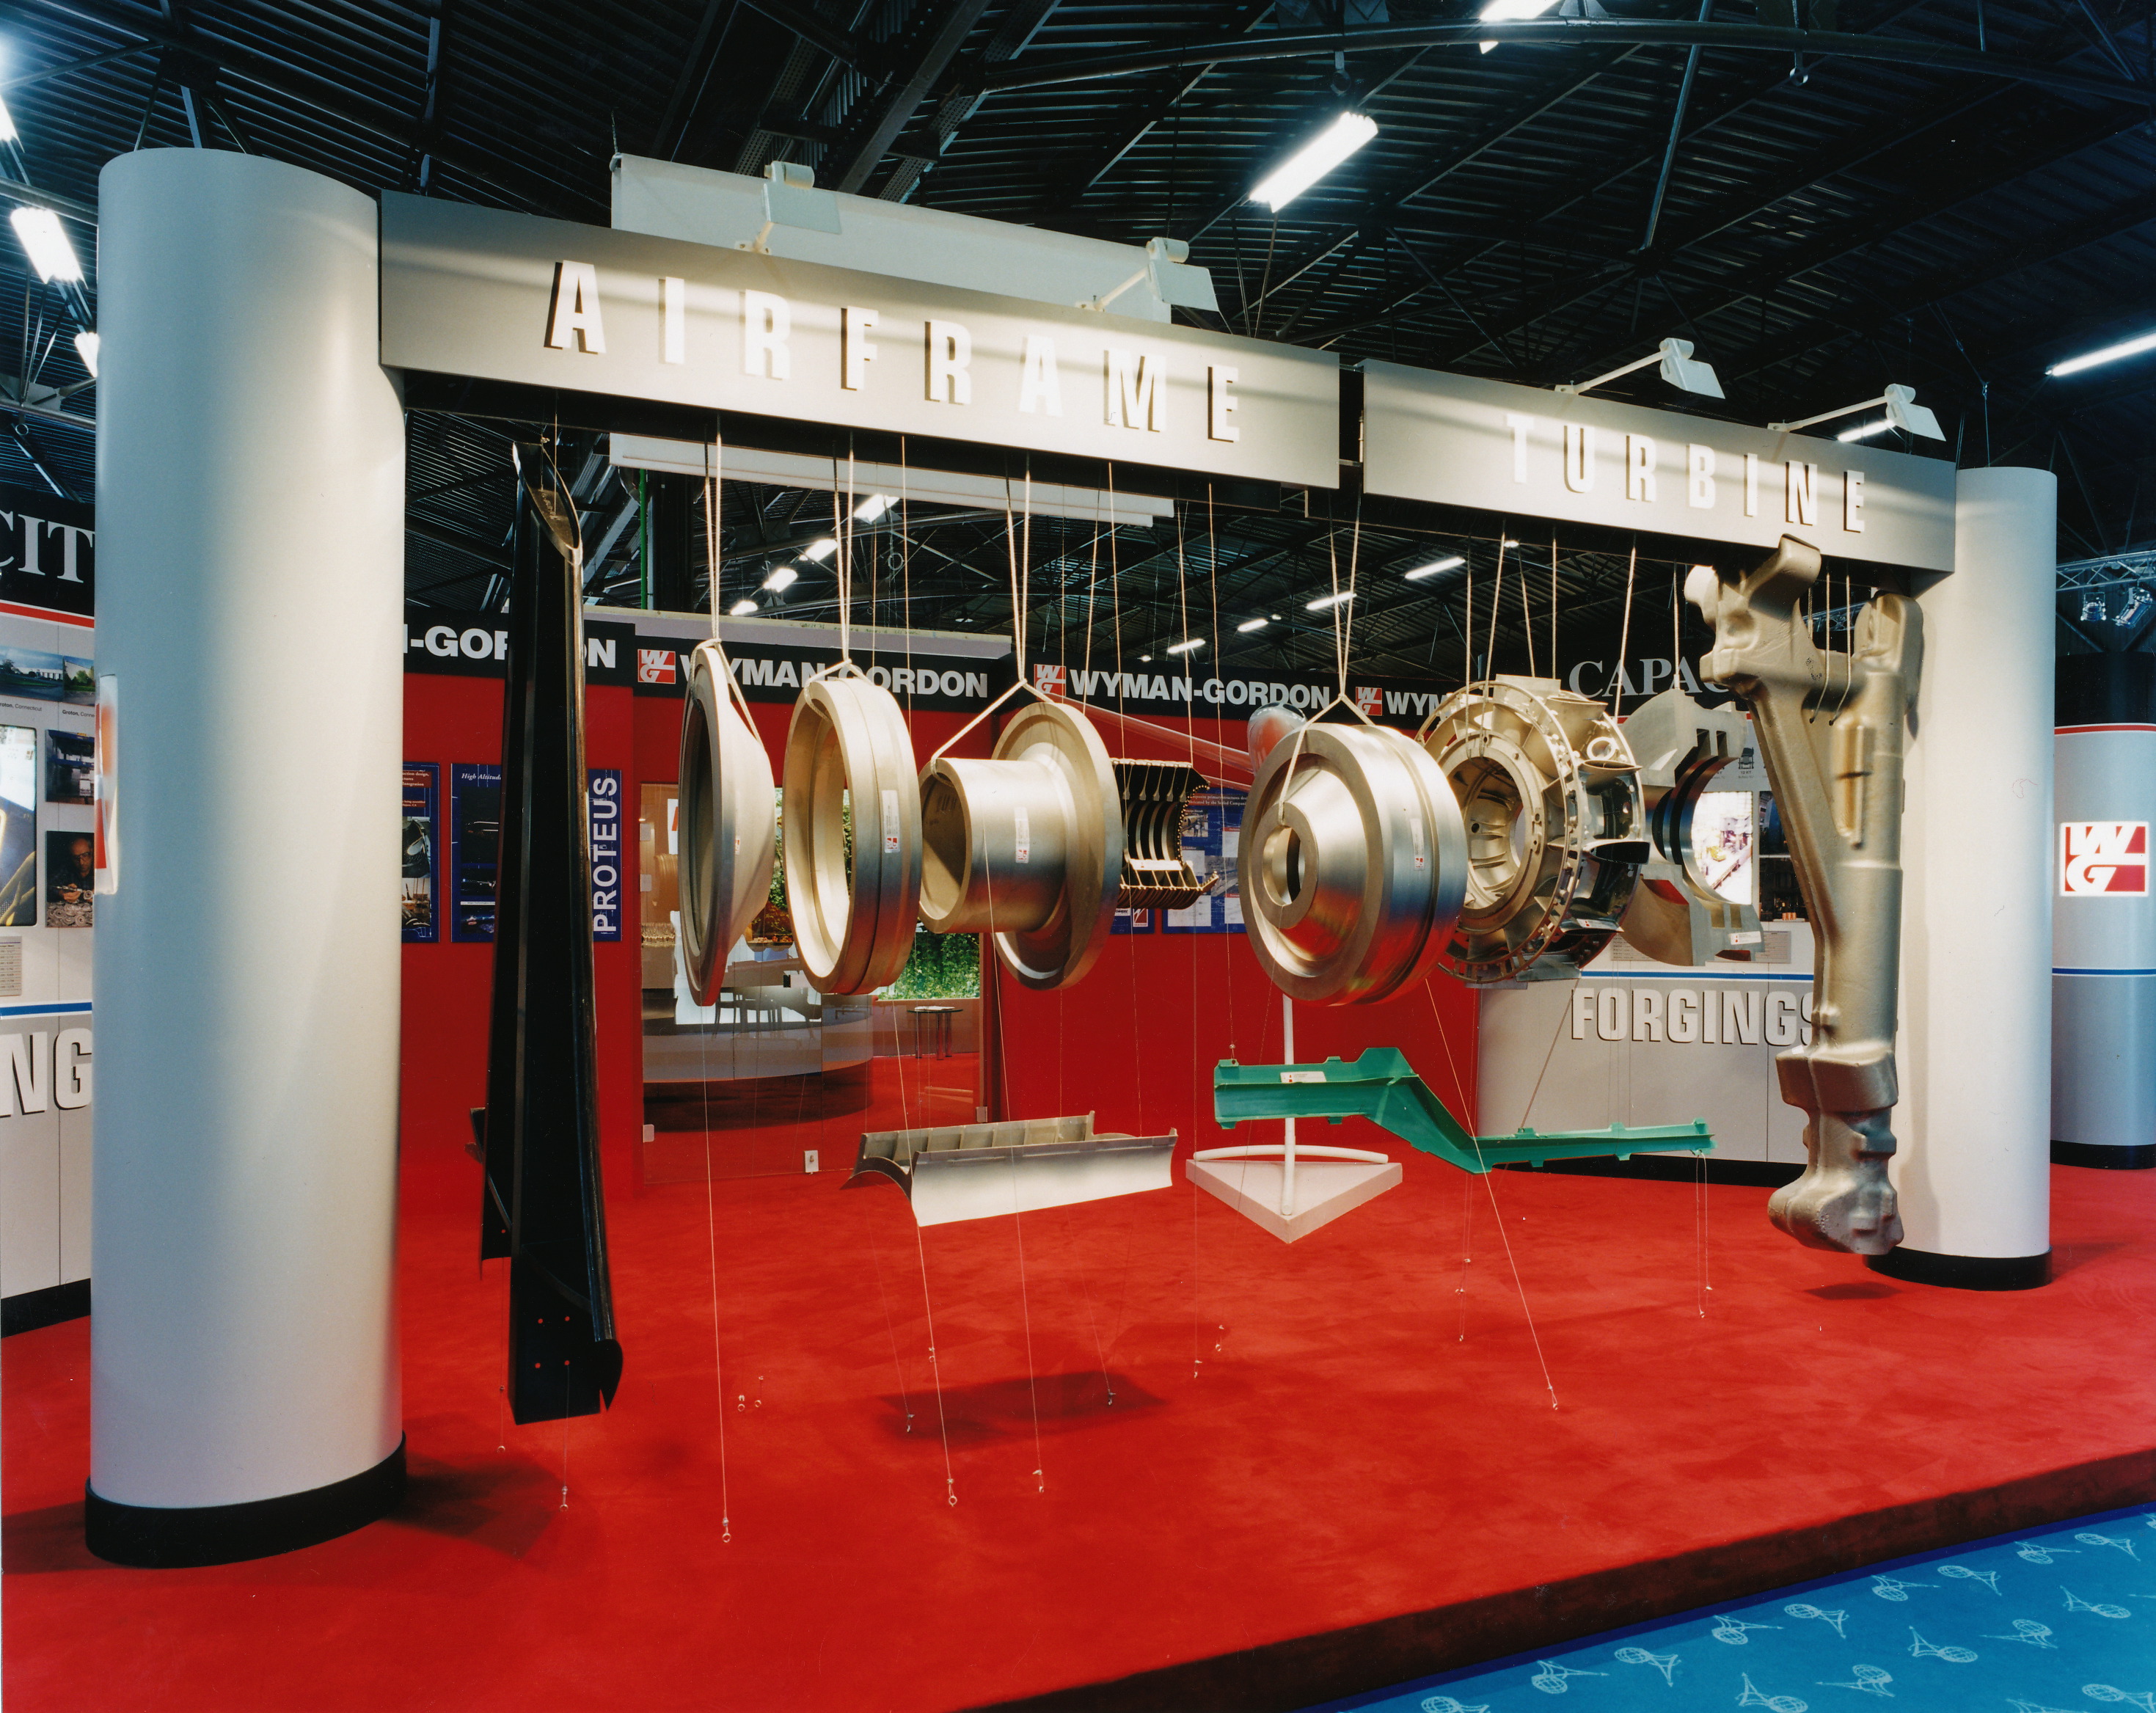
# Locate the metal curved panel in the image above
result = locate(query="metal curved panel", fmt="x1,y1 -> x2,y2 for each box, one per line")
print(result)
677,641 -> 777,1007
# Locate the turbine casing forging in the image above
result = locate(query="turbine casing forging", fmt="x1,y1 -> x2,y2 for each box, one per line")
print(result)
782,673 -> 924,996
1236,721 -> 1468,1005
918,699 -> 1123,990
1688,537 -> 1922,1257
1421,677 -> 1647,984
676,642 -> 778,1008
1615,685 -> 1765,966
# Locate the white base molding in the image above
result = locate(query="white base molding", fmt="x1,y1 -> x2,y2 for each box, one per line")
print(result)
1185,1155 -> 1403,1243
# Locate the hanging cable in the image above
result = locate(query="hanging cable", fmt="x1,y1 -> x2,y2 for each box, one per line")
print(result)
1614,541 -> 1639,717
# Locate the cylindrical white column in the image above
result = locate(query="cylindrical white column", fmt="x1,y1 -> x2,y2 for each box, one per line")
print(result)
1885,465 -> 2056,1288
89,150 -> 406,1563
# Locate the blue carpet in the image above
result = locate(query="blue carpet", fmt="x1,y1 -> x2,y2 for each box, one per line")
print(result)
1308,1505 -> 2156,1712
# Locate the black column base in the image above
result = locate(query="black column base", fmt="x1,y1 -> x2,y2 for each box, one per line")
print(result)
86,1434 -> 406,1568
2053,1139 -> 2156,1170
1866,1247 -> 2051,1291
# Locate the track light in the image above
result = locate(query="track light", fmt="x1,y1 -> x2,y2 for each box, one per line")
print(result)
1236,616 -> 1270,633
1166,638 -> 1204,655
853,494 -> 894,522
728,598 -> 758,616
1306,591 -> 1354,612
1081,238 -> 1221,315
2048,329 -> 2156,379
1404,555 -> 1466,582
1771,383 -> 1943,441
761,565 -> 798,591
73,330 -> 98,378
800,537 -> 838,563
1559,337 -> 1723,401
1250,113 -> 1378,212
10,207 -> 81,283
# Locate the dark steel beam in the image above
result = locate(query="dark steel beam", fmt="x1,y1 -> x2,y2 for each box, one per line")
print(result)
828,0 -> 995,195
737,0 -> 871,71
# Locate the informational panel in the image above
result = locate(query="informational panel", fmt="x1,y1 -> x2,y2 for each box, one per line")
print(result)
1362,362 -> 1957,574
450,762 -> 503,944
380,194 -> 1341,491
401,762 -> 439,944
1163,789 -> 1246,935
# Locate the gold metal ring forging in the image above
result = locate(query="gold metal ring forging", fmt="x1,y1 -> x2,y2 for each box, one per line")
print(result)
1420,675 -> 1646,985
782,673 -> 923,996
1236,721 -> 1467,1005
918,699 -> 1122,990
676,641 -> 776,1007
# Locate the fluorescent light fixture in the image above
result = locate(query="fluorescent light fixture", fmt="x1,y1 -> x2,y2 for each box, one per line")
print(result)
853,494 -> 895,522
1236,616 -> 1270,633
1478,0 -> 1557,48
73,329 -> 98,378
2048,329 -> 2156,378
761,565 -> 798,591
10,206 -> 81,283
1250,113 -> 1378,212
800,537 -> 838,563
1305,590 -> 1355,612
0,95 -> 16,144
1836,418 -> 1892,443
1166,638 -> 1204,655
1404,555 -> 1466,582
728,598 -> 758,616
1139,654 -> 1153,662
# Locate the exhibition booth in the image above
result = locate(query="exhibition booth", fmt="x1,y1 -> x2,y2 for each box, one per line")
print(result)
9,143 -> 2154,1713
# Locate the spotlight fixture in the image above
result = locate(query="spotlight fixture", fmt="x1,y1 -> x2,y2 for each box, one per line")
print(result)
1236,616 -> 1270,633
853,494 -> 895,522
1770,382 -> 1943,441
2047,329 -> 2156,379
73,330 -> 98,378
1166,638 -> 1204,655
1250,113 -> 1378,212
1404,555 -> 1466,582
761,565 -> 798,592
728,598 -> 758,616
1306,591 -> 1354,612
1557,337 -> 1723,401
800,537 -> 839,563
1081,237 -> 1221,314
9,207 -> 81,283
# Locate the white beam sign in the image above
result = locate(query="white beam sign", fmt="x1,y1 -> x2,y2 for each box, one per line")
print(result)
1361,361 -> 1956,573
379,194 -> 1341,491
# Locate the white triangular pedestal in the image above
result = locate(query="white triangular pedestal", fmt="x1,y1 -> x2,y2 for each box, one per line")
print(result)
1185,1155 -> 1403,1243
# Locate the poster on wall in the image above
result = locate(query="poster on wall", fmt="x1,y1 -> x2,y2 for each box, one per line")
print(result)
450,762 -> 502,943
402,763 -> 439,944
0,723 -> 37,927
1163,789 -> 1246,935
44,728 -> 91,803
43,829 -> 91,927
588,767 -> 622,943
1112,907 -> 1154,935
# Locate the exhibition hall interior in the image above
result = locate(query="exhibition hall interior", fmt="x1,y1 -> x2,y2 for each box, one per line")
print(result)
5,1 -> 2156,1708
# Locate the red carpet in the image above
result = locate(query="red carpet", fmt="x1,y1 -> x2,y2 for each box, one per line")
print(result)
8,1142 -> 2156,1712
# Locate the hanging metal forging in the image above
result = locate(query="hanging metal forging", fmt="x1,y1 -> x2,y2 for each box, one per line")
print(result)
1689,538 -> 1921,1257
1615,684 -> 1765,966
918,699 -> 1123,990
1237,721 -> 1468,1005
783,672 -> 923,995
1112,759 -> 1210,911
1421,676 -> 1648,984
676,641 -> 777,1007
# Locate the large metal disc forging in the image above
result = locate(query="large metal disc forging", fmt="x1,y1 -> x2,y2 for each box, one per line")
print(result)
918,700 -> 1122,990
676,642 -> 777,1008
1614,684 -> 1763,966
1237,723 -> 1468,1005
783,673 -> 924,996
1422,676 -> 1647,984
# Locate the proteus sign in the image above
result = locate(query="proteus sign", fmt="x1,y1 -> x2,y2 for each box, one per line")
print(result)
1360,362 -> 1956,574
379,195 -> 1341,492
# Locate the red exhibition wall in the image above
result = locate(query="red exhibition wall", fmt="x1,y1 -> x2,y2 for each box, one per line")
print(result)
401,676 -> 1478,1216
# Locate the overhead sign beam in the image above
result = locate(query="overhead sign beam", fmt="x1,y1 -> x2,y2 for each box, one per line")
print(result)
379,194 -> 1342,493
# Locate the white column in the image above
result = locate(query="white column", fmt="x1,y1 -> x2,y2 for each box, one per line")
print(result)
1891,466 -> 2056,1284
89,152 -> 406,1554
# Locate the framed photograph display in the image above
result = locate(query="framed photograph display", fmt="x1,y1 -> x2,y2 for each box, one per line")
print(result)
450,762 -> 502,943
45,728 -> 92,805
402,762 -> 440,944
1162,789 -> 1246,935
0,723 -> 37,927
43,828 -> 92,927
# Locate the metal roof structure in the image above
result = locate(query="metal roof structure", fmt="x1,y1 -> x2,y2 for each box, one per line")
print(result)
5,0 -> 2154,676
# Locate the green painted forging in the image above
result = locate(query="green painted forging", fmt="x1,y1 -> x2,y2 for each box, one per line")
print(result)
1213,1048 -> 1711,1175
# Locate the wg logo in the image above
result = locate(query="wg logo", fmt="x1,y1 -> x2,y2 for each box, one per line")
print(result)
1353,684 -> 1384,716
2060,821 -> 2149,896
1032,662 -> 1067,695
636,648 -> 677,686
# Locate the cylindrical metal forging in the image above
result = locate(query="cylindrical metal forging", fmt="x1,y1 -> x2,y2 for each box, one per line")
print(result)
1237,723 -> 1467,1004
918,701 -> 1122,990
677,643 -> 777,1007
783,674 -> 923,995
1613,684 -> 1762,966
1422,676 -> 1646,984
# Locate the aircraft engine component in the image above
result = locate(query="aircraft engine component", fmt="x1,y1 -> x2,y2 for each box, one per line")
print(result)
1112,759 -> 1210,910
918,699 -> 1122,990
782,673 -> 923,995
1421,676 -> 1648,983
850,1111 -> 1176,1227
1615,684 -> 1765,966
1247,705 -> 1304,768
1689,536 -> 1922,1257
676,641 -> 777,1007
1237,721 -> 1467,1004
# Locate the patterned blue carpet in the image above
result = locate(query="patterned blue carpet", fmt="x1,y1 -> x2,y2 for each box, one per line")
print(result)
1309,1506 -> 2156,1712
